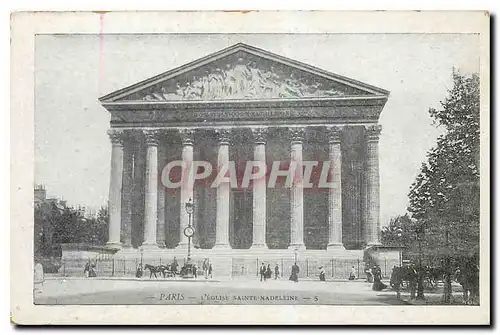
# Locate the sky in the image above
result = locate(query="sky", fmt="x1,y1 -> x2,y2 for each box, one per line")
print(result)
34,33 -> 480,225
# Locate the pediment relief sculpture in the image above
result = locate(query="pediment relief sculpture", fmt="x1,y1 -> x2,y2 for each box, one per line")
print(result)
142,60 -> 350,101
124,51 -> 372,102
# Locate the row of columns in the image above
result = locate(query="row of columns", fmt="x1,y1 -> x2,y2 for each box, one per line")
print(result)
106,125 -> 382,250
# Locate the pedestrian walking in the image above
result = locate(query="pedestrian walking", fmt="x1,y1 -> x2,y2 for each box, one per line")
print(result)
34,263 -> 44,293
136,263 -> 143,278
408,263 -> 418,299
266,264 -> 272,279
349,266 -> 356,280
260,263 -> 266,282
289,262 -> 300,282
208,263 -> 213,279
193,263 -> 198,278
372,265 -> 388,291
274,264 -> 280,280
84,259 -> 97,278
203,258 -> 209,279
365,266 -> 374,283
171,257 -> 179,275
319,266 -> 326,281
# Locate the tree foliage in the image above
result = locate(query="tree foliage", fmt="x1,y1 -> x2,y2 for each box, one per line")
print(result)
381,214 -> 417,259
34,202 -> 109,259
407,70 -> 480,261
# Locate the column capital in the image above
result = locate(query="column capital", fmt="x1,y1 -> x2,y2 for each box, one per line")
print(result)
365,125 -> 382,142
179,128 -> 195,146
107,129 -> 125,146
289,127 -> 305,143
251,127 -> 268,145
215,128 -> 231,145
326,125 -> 344,143
143,129 -> 161,146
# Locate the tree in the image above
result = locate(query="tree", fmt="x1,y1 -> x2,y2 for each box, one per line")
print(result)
381,214 -> 418,260
35,198 -> 109,258
407,70 -> 480,303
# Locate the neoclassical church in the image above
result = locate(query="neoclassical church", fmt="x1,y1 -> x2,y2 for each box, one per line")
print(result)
98,43 -> 393,271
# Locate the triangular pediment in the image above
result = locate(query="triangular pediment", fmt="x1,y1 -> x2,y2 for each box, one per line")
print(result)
100,43 -> 389,103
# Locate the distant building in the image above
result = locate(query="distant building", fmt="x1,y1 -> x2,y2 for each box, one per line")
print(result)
34,185 -> 67,257
34,184 -> 46,207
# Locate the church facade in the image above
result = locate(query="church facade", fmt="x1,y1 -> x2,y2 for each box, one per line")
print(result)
99,43 -> 389,260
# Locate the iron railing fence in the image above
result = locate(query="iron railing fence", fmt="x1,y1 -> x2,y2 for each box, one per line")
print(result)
51,256 -> 395,279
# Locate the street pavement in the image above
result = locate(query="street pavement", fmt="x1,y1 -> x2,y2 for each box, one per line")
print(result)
34,277 -> 407,305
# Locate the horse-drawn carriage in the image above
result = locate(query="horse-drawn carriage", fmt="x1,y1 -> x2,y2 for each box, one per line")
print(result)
142,264 -> 177,278
389,262 -> 479,304
141,259 -> 180,279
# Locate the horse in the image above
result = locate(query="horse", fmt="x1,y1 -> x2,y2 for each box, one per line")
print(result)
422,266 -> 446,289
455,264 -> 479,305
390,265 -> 418,299
144,264 -> 167,279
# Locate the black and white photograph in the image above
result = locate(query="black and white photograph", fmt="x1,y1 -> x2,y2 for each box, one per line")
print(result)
11,10 -> 490,324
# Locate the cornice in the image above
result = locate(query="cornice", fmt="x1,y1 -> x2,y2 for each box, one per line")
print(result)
101,95 -> 388,112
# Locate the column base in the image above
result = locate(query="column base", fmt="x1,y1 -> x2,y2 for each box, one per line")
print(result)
140,242 -> 160,250
175,242 -> 189,250
249,244 -> 268,250
213,243 -> 232,250
288,244 -> 306,251
327,243 -> 346,251
105,242 -> 122,250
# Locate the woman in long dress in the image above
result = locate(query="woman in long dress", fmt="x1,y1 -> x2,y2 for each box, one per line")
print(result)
289,263 -> 300,282
349,266 -> 356,280
319,266 -> 326,282
372,265 -> 387,291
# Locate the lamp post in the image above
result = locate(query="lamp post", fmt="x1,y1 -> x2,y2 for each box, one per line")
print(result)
182,198 -> 195,279
396,227 -> 403,266
140,247 -> 144,267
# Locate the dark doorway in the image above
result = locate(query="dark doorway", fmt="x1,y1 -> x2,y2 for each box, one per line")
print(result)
230,190 -> 253,249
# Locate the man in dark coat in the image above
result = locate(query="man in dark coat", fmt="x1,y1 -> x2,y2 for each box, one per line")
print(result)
193,263 -> 198,279
203,259 -> 209,279
408,264 -> 418,299
260,263 -> 266,282
266,264 -> 272,279
289,263 -> 300,282
171,257 -> 179,274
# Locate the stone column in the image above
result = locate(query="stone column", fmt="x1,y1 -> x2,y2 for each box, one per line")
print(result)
326,126 -> 345,250
131,139 -> 145,248
121,132 -> 134,248
214,128 -> 231,249
177,128 -> 195,249
365,125 -> 382,246
288,127 -> 305,250
250,127 -> 268,249
106,129 -> 124,249
141,129 -> 160,249
156,133 -> 166,248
